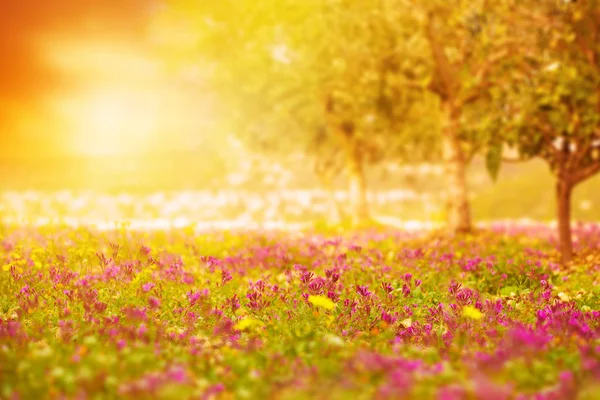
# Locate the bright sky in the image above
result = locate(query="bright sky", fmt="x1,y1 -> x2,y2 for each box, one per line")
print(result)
0,0 -> 216,158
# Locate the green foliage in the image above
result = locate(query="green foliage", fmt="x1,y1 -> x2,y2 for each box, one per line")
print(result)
153,0 -> 442,164
2,226 -> 600,398
489,0 -> 600,184
485,141 -> 503,181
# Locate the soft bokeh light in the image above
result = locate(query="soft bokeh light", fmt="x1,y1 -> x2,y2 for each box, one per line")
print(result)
0,0 -> 598,230
55,88 -> 161,156
25,31 -> 222,161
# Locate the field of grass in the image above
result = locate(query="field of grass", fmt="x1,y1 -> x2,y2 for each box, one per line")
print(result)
471,160 -> 600,222
1,224 -> 600,399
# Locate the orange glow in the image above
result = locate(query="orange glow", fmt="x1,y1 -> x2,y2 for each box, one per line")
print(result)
55,88 -> 161,156
38,36 -> 217,156
41,39 -> 160,156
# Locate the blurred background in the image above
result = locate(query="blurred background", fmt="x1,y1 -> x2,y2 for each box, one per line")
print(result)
1,0 -> 599,228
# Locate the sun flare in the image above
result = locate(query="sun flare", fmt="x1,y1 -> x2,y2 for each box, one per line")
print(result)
41,37 -> 218,157
55,88 -> 161,157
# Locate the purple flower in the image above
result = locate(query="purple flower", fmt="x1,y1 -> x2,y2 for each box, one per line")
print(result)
437,385 -> 466,400
168,366 -> 188,383
142,283 -> 155,292
201,383 -> 225,400
448,282 -> 462,295
148,296 -> 161,309
356,285 -> 371,297
382,311 -> 396,324
300,271 -> 315,284
381,282 -> 394,295
221,269 -> 233,285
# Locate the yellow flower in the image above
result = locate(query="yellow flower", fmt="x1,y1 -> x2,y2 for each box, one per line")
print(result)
308,295 -> 336,310
324,334 -> 344,347
233,318 -> 262,331
558,292 -> 570,302
462,306 -> 483,320
400,318 -> 412,328
2,264 -> 11,272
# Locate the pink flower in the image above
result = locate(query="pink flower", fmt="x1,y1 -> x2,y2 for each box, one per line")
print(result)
148,296 -> 161,309
402,284 -> 411,298
142,283 -> 155,292
356,285 -> 371,297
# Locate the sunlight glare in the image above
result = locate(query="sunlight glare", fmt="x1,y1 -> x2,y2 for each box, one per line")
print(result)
57,88 -> 161,157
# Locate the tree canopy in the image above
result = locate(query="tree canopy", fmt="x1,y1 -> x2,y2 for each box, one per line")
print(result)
150,0 -> 600,261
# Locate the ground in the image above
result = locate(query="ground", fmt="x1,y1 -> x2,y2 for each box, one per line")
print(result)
1,224 -> 600,399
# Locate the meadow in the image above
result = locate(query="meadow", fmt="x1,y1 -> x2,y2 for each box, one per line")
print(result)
1,223 -> 600,399
3,0 -> 600,398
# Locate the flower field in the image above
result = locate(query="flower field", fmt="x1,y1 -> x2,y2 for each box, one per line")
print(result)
1,224 -> 600,399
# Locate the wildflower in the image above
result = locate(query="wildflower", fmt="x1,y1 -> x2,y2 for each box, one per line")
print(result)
356,285 -> 371,297
308,295 -> 336,310
318,334 -> 342,349
327,291 -> 339,302
308,277 -> 326,294
252,280 -> 265,292
168,365 -> 188,383
148,297 -> 161,309
141,283 -> 155,292
536,307 -> 551,321
382,311 -> 396,325
462,306 -> 483,320
400,318 -> 412,328
402,284 -> 411,298
448,282 -> 462,295
201,383 -> 225,400
326,270 -> 340,282
140,245 -> 151,255
381,282 -> 394,294
233,318 -> 262,331
187,291 -> 202,305
300,271 -> 314,284
558,292 -> 571,302
221,269 -> 233,285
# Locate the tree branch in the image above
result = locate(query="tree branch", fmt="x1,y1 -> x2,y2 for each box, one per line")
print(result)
532,119 -> 563,166
568,138 -> 592,173
425,12 -> 458,100
571,161 -> 600,185
472,48 -> 511,83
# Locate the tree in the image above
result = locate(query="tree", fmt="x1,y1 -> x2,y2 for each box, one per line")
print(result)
491,0 -> 600,263
398,0 -> 521,233
151,0 -> 438,225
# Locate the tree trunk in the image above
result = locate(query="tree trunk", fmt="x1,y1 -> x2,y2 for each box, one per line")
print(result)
556,179 -> 574,264
347,149 -> 370,225
443,105 -> 472,234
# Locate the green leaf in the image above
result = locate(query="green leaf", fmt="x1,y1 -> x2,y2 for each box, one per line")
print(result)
499,286 -> 518,297
485,142 -> 503,181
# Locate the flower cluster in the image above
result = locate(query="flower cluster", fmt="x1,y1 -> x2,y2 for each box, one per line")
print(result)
0,225 -> 599,399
